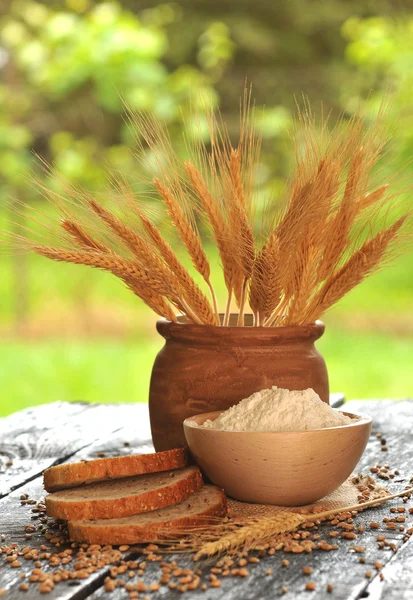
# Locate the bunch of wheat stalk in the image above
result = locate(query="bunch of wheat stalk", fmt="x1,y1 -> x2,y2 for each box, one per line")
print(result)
18,99 -> 411,326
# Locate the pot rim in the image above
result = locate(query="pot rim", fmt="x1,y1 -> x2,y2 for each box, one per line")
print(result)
156,314 -> 325,343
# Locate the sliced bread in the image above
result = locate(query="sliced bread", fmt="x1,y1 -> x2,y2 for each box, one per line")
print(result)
68,485 -> 227,545
46,466 -> 203,521
44,448 -> 187,492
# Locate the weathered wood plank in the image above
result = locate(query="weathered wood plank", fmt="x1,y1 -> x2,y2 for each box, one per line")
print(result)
1,400 -> 412,600
0,403 -> 149,498
56,404 -> 152,463
0,403 -> 87,436
345,399 -> 413,432
0,402 -> 89,498
365,537 -> 413,600
330,393 -> 345,408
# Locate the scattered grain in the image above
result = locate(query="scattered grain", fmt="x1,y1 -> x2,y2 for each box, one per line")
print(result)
305,582 -> 316,591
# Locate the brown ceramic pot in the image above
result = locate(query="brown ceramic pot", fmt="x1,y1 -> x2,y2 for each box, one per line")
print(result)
149,314 -> 329,451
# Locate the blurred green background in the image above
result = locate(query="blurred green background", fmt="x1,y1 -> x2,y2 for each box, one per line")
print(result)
0,0 -> 412,417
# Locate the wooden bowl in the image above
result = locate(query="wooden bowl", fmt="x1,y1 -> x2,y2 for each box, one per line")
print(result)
183,410 -> 372,506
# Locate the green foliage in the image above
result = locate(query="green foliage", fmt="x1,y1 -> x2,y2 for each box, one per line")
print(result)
0,0 -> 235,194
342,16 -> 413,164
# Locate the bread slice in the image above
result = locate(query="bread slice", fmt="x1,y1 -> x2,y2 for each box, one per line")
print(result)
46,466 -> 203,521
44,448 -> 187,492
68,485 -> 227,545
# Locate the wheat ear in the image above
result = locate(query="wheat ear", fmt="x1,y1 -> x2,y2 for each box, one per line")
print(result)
135,210 -> 216,325
185,161 -> 237,325
61,220 -> 177,321
284,244 -> 318,325
229,149 -> 255,325
84,197 -> 190,309
33,246 -> 172,293
357,184 -> 389,213
249,248 -> 265,325
61,220 -> 109,253
304,215 -> 408,322
124,277 -> 177,322
33,245 -> 191,322
153,179 -> 219,324
260,234 -> 282,324
278,157 -> 339,300
195,486 -> 413,559
316,148 -> 365,282
87,198 -> 151,258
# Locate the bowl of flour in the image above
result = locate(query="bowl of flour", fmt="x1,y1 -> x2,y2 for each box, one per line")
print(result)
183,386 -> 372,506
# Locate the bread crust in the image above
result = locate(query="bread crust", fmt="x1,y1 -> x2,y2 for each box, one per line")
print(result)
68,486 -> 227,545
46,467 -> 203,521
44,448 -> 187,492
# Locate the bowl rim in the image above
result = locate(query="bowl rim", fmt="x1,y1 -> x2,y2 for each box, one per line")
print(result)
183,409 -> 372,434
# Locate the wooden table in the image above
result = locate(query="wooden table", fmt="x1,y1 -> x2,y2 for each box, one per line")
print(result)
0,398 -> 412,599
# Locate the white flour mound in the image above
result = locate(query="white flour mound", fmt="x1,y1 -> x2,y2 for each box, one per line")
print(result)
201,386 -> 354,432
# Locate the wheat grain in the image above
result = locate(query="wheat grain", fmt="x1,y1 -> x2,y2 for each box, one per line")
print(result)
194,513 -> 304,559
229,148 -> 246,208
262,234 -> 282,321
249,247 -> 265,322
228,149 -> 255,277
84,197 -> 191,308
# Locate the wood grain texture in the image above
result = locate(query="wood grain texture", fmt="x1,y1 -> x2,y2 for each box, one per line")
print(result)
0,399 -> 412,600
0,403 -> 148,498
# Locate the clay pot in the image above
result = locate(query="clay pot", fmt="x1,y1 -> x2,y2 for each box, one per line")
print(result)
149,314 -> 329,451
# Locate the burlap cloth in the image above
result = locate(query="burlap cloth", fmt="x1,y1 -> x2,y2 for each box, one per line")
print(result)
228,474 -> 389,519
